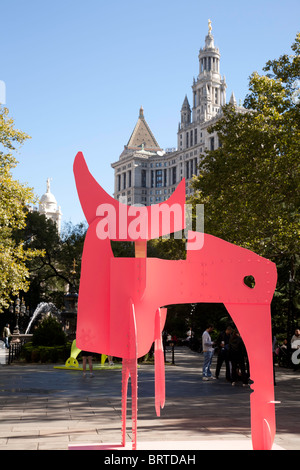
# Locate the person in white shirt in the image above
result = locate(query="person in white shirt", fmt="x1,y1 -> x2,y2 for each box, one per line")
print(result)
3,324 -> 11,349
202,325 -> 215,380
291,329 -> 300,350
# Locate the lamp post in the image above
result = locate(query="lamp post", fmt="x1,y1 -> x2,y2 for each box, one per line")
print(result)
9,295 -> 27,336
169,341 -> 175,365
62,259 -> 78,339
20,297 -> 27,323
10,295 -> 20,335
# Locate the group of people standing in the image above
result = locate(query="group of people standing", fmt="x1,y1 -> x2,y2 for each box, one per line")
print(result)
202,325 -> 249,385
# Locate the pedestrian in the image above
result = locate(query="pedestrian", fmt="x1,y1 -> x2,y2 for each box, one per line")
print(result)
3,324 -> 11,349
108,355 -> 114,366
277,338 -> 289,367
81,350 -> 94,377
229,330 -> 248,386
215,325 -> 232,380
291,328 -> 300,371
186,327 -> 193,344
291,328 -> 300,350
202,324 -> 215,380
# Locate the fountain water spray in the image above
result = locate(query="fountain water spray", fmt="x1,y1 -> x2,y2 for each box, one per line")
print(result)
25,302 -> 60,334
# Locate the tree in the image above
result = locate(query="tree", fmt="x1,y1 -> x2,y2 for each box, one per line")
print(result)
190,34 -> 300,334
32,316 -> 67,347
16,213 -> 87,310
0,106 -> 41,311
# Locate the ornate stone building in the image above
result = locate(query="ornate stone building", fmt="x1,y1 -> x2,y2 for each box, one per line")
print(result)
111,21 -> 243,205
38,178 -> 62,233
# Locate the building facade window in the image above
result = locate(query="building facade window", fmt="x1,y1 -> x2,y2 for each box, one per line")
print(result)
172,166 -> 177,185
141,169 -> 146,188
156,169 -> 163,187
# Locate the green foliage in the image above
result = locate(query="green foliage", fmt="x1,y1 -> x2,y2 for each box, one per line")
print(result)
0,105 -> 42,311
59,220 -> 87,283
148,236 -> 186,260
166,303 -> 232,338
21,342 -> 71,363
111,240 -> 135,257
16,213 -> 87,309
164,304 -> 190,339
32,316 -> 67,346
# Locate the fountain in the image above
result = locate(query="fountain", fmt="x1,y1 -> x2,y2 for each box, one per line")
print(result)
7,302 -> 61,362
25,302 -> 59,334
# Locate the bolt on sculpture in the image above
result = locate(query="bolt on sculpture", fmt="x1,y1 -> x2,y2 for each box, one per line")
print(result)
73,151 -> 277,450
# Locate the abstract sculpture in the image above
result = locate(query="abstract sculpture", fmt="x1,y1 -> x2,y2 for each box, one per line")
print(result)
73,151 -> 277,450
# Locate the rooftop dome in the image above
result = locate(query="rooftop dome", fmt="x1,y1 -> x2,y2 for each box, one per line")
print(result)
39,178 -> 58,210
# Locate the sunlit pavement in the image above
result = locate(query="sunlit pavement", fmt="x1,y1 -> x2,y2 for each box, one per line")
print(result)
0,347 -> 299,450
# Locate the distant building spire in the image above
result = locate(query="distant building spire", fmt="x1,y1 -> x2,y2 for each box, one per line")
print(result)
229,91 -> 237,106
181,95 -> 191,127
193,21 -> 227,123
46,177 -> 51,193
208,19 -> 212,34
126,107 -> 161,151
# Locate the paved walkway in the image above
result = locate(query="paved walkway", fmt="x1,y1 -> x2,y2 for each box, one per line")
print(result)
0,347 -> 299,450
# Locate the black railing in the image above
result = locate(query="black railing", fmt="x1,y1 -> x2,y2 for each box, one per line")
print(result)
8,339 -> 26,364
164,342 -> 175,365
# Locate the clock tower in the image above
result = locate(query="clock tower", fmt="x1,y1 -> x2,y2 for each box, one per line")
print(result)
192,19 -> 227,123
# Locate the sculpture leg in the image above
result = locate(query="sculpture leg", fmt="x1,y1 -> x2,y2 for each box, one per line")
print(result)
128,358 -> 138,450
123,300 -> 138,450
154,345 -> 165,416
225,303 -> 276,450
154,308 -> 166,416
121,358 -> 138,450
121,359 -> 130,447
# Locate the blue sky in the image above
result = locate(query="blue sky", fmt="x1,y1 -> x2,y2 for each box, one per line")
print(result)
2,0 -> 299,226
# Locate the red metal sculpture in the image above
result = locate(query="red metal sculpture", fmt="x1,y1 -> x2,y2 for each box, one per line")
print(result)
73,151 -> 277,450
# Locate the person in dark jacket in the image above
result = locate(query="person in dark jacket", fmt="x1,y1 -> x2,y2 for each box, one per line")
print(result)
215,325 -> 232,380
229,330 -> 249,386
